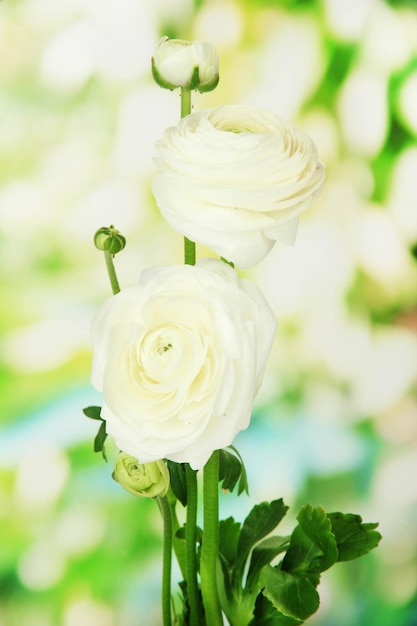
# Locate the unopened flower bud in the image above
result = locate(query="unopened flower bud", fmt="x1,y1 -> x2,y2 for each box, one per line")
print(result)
112,452 -> 170,498
94,226 -> 126,255
152,37 -> 219,92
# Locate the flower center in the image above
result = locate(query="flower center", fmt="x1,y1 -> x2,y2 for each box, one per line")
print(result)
222,124 -> 253,133
156,341 -> 173,355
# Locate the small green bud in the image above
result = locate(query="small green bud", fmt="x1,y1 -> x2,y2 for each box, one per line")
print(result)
94,225 -> 126,255
112,452 -> 170,498
152,37 -> 219,93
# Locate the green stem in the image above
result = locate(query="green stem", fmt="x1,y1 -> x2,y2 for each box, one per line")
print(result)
104,250 -> 121,295
201,450 -> 223,625
158,496 -> 173,626
185,464 -> 201,626
180,87 -> 196,266
181,87 -> 192,119
168,491 -> 187,581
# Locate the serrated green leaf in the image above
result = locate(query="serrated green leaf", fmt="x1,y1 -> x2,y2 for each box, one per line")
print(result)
328,512 -> 382,561
237,500 -> 289,575
259,565 -> 319,621
251,593 -> 303,626
219,517 -> 241,567
93,420 -> 107,462
83,405 -> 102,420
246,535 -> 291,593
282,504 -> 337,579
167,461 -> 187,507
218,516 -> 244,620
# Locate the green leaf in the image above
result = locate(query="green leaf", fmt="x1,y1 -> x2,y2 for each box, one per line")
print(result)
229,445 -> 249,495
93,420 -> 108,462
83,405 -> 102,420
219,517 -> 241,567
328,512 -> 382,561
246,535 -> 291,593
218,517 -> 244,620
218,446 -> 249,495
251,593 -> 303,626
237,500 -> 289,573
259,565 -> 320,621
167,461 -> 187,507
176,524 -> 203,545
281,504 -> 337,580
219,449 -> 241,493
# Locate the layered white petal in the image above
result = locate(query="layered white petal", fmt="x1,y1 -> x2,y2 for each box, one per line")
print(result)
152,105 -> 325,268
91,259 -> 277,469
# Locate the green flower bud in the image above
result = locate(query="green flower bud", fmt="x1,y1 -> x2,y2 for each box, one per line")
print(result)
112,452 -> 170,498
94,225 -> 126,255
152,37 -> 219,93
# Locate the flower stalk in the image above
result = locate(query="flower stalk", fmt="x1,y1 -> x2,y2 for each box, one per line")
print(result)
104,251 -> 121,295
185,464 -> 202,626
158,495 -> 173,626
181,87 -> 196,267
181,87 -> 192,119
94,226 -> 126,295
200,450 -> 223,626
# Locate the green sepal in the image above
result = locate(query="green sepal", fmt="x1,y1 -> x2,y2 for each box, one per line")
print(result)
258,566 -> 320,622
187,66 -> 201,91
198,72 -> 220,93
328,512 -> 382,561
167,461 -> 188,507
151,57 -> 179,90
94,225 -> 126,255
151,56 -> 219,92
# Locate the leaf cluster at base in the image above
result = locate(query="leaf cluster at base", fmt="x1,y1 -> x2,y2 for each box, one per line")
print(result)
217,500 -> 381,626
81,416 -> 381,626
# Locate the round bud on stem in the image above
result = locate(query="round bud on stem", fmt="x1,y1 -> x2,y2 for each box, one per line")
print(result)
94,225 -> 126,255
113,452 -> 170,498
152,37 -> 219,93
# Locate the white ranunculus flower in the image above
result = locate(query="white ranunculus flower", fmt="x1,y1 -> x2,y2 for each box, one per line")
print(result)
152,37 -> 219,92
152,105 -> 325,268
91,259 -> 276,470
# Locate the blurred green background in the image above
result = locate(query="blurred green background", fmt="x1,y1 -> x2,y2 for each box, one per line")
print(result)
1,0 -> 417,624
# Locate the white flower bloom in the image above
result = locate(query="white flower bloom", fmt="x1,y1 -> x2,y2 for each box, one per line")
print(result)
152,105 -> 325,268
91,259 -> 276,470
152,37 -> 219,91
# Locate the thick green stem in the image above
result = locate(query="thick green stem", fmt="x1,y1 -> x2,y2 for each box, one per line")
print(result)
158,496 -> 173,626
201,450 -> 223,625
104,250 -> 121,295
185,464 -> 201,626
